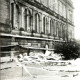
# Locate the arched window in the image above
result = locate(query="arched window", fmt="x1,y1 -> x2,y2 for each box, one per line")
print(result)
62,24 -> 65,40
55,21 -> 57,36
35,13 -> 40,33
24,9 -> 32,32
65,26 -> 68,40
60,24 -> 63,38
46,18 -> 48,34
24,9 -> 27,31
56,21 -> 59,37
58,22 -> 61,38
53,20 -> 57,37
63,25 -> 66,40
65,26 -> 67,40
43,17 -> 46,34
15,4 -> 20,30
52,20 -> 55,36
11,3 -> 14,28
43,17 -> 48,34
50,19 -> 54,35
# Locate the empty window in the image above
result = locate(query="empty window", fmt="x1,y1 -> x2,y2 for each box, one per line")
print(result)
43,17 -> 46,34
24,9 -> 32,32
35,13 -> 40,33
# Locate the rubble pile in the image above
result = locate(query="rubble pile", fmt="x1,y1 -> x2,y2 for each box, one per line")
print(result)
16,52 -> 70,66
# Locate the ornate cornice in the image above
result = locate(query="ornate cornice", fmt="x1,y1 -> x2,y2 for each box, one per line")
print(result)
17,0 -> 67,23
14,0 -> 74,25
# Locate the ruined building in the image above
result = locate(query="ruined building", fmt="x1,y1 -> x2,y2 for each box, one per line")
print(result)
0,0 -> 74,57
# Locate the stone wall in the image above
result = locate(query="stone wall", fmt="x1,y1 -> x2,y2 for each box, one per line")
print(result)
0,0 -> 11,33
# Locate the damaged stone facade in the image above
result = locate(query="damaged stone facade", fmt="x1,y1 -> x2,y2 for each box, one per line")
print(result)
0,0 -> 74,57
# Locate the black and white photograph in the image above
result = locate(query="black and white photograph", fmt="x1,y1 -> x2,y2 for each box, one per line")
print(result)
0,0 -> 80,80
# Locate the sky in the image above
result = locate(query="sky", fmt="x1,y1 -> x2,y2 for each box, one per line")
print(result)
72,0 -> 80,40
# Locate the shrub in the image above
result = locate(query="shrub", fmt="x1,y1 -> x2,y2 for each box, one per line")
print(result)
54,40 -> 80,60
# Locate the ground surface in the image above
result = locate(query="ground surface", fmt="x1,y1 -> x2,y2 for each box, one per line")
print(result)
1,60 -> 80,80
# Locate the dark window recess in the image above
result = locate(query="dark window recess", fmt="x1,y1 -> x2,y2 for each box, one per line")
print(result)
0,47 -> 11,57
43,17 -> 45,34
11,3 -> 14,28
